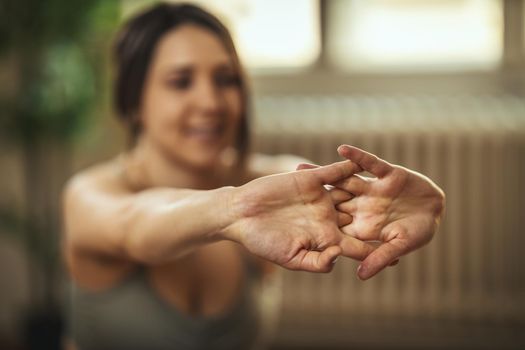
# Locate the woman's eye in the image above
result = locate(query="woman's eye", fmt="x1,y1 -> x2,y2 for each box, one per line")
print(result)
215,74 -> 239,87
167,77 -> 191,90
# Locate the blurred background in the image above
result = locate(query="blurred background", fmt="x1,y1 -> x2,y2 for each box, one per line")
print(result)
0,0 -> 524,349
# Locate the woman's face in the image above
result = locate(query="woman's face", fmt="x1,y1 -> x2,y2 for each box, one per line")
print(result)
139,24 -> 242,170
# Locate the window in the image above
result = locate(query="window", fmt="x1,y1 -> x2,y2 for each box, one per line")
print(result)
326,0 -> 503,72
121,0 -> 321,72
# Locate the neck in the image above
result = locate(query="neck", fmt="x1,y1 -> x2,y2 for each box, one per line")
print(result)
126,137 -> 227,190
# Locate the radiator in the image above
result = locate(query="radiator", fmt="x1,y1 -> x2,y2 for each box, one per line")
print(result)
252,94 -> 525,348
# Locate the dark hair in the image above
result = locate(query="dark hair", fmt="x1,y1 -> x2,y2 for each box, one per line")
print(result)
113,2 -> 250,164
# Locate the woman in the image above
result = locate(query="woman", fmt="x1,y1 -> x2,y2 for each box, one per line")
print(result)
62,3 -> 445,350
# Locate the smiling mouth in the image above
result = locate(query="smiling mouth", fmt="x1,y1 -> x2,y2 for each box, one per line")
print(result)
184,125 -> 225,142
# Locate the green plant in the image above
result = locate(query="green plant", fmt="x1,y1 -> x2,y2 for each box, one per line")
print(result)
0,0 -> 119,310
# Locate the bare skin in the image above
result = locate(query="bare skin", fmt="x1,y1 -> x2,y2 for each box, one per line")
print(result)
63,155 -> 251,317
297,145 -> 446,280
63,153 -> 373,315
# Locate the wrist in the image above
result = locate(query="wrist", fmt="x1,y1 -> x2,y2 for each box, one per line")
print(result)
215,185 -> 244,243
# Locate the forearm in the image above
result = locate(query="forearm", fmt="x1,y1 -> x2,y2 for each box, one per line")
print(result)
121,186 -> 239,264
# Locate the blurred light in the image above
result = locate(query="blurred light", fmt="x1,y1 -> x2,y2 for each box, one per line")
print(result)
121,0 -> 321,72
327,0 -> 503,72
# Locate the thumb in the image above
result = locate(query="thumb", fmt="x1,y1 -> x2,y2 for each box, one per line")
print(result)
310,160 -> 361,185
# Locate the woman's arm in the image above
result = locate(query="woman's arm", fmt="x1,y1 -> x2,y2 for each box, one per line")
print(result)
63,160 -> 375,272
63,173 -> 235,264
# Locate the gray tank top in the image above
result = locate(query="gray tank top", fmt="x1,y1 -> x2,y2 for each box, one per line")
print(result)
66,260 -> 261,350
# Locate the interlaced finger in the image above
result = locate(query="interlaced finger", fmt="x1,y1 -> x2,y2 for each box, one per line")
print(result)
285,245 -> 342,273
357,238 -> 410,280
333,174 -> 370,196
338,145 -> 393,178
338,234 -> 376,261
310,160 -> 362,185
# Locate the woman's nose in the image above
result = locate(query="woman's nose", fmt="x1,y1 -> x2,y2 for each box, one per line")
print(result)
194,79 -> 222,114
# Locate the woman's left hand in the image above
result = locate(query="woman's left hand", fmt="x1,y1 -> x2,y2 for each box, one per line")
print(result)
298,145 -> 445,280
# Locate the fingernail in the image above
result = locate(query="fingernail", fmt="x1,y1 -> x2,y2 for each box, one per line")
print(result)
357,264 -> 367,279
331,256 -> 339,264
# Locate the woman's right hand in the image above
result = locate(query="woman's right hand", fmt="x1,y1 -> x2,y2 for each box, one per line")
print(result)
223,161 -> 376,273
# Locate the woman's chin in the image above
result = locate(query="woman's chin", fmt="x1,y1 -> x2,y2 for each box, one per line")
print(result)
162,139 -> 233,171
176,150 -> 222,171
190,158 -> 220,171
182,140 -> 236,170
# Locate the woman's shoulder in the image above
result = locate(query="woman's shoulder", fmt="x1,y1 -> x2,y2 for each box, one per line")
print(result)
63,156 -> 138,288
64,155 -> 132,200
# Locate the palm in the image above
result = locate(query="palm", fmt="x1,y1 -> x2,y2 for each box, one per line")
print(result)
229,162 -> 375,273
335,145 -> 445,279
341,167 -> 440,248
